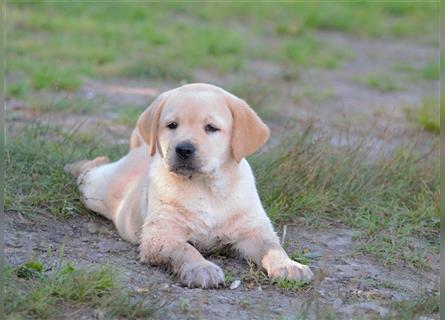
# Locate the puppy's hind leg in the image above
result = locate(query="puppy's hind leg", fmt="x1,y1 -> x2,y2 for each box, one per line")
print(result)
64,156 -> 110,178
65,156 -> 112,219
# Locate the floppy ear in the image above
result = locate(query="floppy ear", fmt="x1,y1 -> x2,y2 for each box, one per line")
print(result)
226,95 -> 270,162
136,92 -> 170,157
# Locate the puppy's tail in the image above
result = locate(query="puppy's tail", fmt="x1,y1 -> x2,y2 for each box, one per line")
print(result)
64,156 -> 110,178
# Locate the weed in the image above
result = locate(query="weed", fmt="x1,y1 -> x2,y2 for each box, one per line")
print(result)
242,260 -> 311,293
239,299 -> 251,309
179,297 -> 190,313
272,278 -> 310,291
289,251 -> 310,265
243,260 -> 269,287
224,269 -> 235,285
15,260 -> 45,280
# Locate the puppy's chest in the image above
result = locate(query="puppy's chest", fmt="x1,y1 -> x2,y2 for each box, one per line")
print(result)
183,198 -> 240,247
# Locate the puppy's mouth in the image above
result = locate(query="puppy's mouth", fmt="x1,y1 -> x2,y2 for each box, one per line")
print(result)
169,163 -> 199,179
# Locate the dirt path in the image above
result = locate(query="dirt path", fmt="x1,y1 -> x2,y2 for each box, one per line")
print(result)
5,212 -> 438,319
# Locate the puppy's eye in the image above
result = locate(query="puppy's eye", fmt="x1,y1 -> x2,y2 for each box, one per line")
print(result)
167,122 -> 178,130
205,124 -> 220,133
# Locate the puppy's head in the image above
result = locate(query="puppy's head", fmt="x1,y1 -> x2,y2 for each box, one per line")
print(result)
136,83 -> 269,178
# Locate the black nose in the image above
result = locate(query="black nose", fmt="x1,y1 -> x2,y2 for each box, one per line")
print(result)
175,142 -> 196,160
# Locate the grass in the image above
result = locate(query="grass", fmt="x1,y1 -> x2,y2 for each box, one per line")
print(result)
288,251 -> 310,266
272,278 -> 310,291
392,60 -> 439,82
5,123 -> 125,218
282,36 -> 351,69
224,269 -> 235,285
27,94 -> 102,114
293,86 -> 334,105
242,260 -> 311,293
421,61 -> 440,80
6,2 -> 438,99
382,292 -> 439,320
366,74 -> 400,92
115,105 -> 144,127
405,98 -> 440,134
5,260 -> 156,319
251,125 -> 439,268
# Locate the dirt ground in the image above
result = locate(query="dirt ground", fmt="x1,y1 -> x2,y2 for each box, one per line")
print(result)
5,31 -> 439,319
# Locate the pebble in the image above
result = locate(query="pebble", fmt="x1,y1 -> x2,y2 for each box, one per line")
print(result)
229,280 -> 241,290
86,222 -> 97,234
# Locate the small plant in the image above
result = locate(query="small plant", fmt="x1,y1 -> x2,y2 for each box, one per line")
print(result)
224,269 -> 235,285
289,251 -> 310,265
179,297 -> 190,313
272,278 -> 310,291
15,260 -> 44,279
242,260 -> 269,288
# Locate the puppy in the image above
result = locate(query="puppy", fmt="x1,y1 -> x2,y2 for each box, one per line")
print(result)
65,83 -> 313,288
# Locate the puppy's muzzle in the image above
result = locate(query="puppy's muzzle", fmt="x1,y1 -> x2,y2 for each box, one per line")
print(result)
170,142 -> 200,176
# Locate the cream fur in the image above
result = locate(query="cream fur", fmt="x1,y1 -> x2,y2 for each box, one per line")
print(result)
66,83 -> 313,288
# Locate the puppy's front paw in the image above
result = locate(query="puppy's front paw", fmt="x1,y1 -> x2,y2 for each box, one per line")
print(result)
267,260 -> 314,282
180,261 -> 225,289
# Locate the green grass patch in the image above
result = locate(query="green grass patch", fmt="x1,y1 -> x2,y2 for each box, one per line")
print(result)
405,98 -> 440,134
366,74 -> 400,92
383,293 -> 439,320
6,2 -> 437,97
31,66 -> 82,91
27,95 -> 101,114
272,278 -> 310,291
5,123 -> 125,218
6,81 -> 30,99
115,105 -> 144,127
282,36 -> 350,69
242,260 -> 310,293
6,261 -> 156,319
421,61 -> 439,80
251,125 -> 439,268
293,86 -> 334,105
289,251 -> 310,265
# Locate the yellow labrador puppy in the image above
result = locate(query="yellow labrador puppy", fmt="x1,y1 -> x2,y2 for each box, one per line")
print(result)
66,83 -> 313,288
